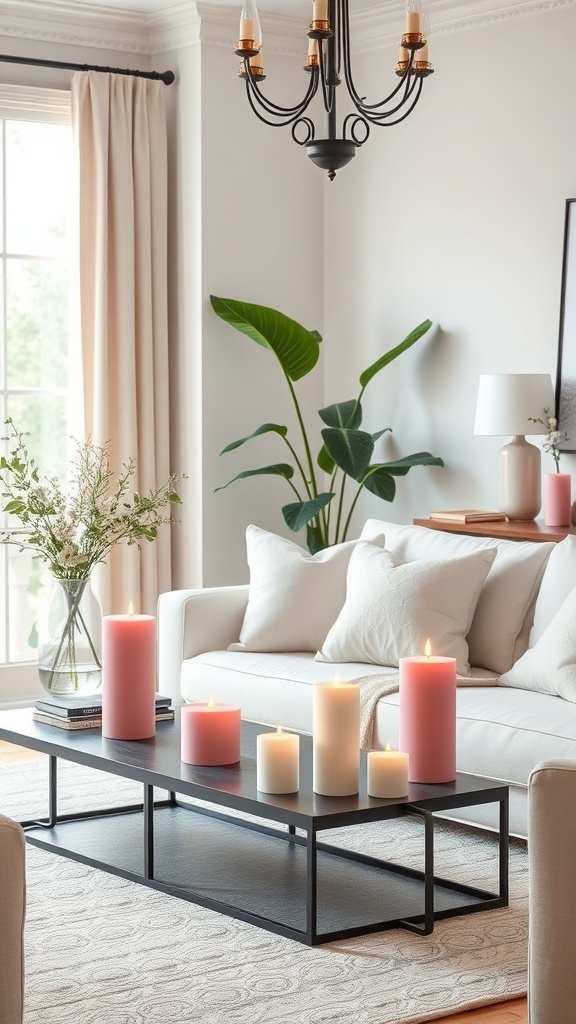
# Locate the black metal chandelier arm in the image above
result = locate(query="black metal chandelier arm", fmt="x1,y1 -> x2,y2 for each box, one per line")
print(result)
362,77 -> 424,126
244,79 -> 318,128
244,61 -> 319,119
358,70 -> 420,121
339,0 -> 416,114
318,46 -> 336,116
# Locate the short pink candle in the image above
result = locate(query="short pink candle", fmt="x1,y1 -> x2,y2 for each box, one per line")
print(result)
181,700 -> 241,765
399,642 -> 457,784
102,612 -> 156,740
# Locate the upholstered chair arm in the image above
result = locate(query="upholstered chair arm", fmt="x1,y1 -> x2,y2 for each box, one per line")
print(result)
157,586 -> 249,703
528,759 -> 576,1023
0,814 -> 26,1024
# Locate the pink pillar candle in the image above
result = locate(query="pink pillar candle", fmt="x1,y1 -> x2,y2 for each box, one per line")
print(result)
399,647 -> 457,784
102,613 -> 156,740
181,700 -> 241,765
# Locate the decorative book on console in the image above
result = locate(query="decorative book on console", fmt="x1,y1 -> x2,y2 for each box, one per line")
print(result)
429,509 -> 507,524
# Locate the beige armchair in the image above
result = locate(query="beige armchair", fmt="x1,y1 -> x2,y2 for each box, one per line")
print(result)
0,814 -> 25,1024
528,760 -> 576,1023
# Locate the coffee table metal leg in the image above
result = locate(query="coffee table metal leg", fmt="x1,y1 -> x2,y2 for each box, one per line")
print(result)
144,784 -> 154,879
499,793 -> 509,903
22,754 -> 58,830
305,828 -> 318,945
399,806 -> 435,935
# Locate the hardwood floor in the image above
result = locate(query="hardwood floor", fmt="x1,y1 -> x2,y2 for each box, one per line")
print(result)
0,741 -> 528,1023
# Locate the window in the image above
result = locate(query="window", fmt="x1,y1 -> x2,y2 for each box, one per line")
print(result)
0,85 -> 78,695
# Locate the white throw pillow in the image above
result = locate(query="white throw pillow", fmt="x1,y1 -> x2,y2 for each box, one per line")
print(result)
315,541 -> 497,675
500,584 -> 576,701
228,526 -> 384,653
360,519 -> 554,674
529,535 -> 576,646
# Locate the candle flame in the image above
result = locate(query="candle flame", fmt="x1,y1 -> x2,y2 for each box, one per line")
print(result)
334,672 -> 342,685
385,742 -> 392,752
128,600 -> 134,616
424,638 -> 432,658
276,726 -> 283,735
208,695 -> 215,709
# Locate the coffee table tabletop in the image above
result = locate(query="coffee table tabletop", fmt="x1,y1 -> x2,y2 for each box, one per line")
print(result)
0,708 -> 509,945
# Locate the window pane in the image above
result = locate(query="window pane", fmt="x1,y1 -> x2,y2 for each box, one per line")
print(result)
6,258 -> 70,389
5,393 -> 69,480
5,120 -> 73,257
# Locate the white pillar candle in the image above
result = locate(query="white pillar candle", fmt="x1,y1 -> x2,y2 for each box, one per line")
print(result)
256,727 -> 300,794
367,745 -> 409,798
313,680 -> 360,796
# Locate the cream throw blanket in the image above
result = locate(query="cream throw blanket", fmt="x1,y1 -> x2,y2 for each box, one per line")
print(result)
357,671 -> 500,749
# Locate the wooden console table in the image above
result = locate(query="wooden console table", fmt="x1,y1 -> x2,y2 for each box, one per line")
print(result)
412,518 -> 576,544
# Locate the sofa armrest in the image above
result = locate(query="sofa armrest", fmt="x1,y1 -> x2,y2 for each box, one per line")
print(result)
0,814 -> 25,1024
528,759 -> 576,1023
157,586 -> 249,703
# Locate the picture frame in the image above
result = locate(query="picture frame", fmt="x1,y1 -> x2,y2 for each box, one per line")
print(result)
556,197 -> 576,450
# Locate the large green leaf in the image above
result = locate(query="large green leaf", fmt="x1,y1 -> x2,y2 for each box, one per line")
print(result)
317,445 -> 335,475
282,493 -> 334,532
214,464 -> 294,492
361,467 -> 396,501
220,423 -> 287,455
359,320 -> 433,388
319,400 -> 362,430
210,295 -> 321,382
321,428 -> 374,481
306,522 -> 327,554
381,452 -> 445,475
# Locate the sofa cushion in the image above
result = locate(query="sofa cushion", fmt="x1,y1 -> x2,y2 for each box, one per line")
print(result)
228,526 -> 383,654
529,535 -> 576,645
361,519 -> 554,674
499,584 -> 576,701
315,541 -> 496,675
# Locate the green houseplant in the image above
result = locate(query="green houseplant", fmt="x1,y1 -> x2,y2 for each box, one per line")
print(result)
211,295 -> 444,553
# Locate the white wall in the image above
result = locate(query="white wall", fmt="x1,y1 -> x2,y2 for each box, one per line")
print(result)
324,2 -> 576,537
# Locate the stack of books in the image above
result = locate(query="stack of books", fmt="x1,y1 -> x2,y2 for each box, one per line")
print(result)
33,693 -> 175,730
428,509 -> 507,524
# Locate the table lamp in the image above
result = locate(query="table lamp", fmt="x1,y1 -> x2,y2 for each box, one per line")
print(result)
474,373 -> 555,521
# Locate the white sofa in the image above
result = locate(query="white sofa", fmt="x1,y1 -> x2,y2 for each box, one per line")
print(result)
158,518 -> 576,839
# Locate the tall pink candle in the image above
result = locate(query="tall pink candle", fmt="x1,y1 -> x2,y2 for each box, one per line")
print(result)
181,700 -> 241,766
399,643 -> 457,783
102,613 -> 156,740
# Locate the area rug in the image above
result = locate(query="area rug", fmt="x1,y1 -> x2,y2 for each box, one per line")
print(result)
0,758 -> 527,1024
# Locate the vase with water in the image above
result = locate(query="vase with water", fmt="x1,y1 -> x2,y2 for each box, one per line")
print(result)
37,574 -> 102,696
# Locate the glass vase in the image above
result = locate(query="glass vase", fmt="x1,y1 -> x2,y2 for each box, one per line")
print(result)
37,574 -> 103,697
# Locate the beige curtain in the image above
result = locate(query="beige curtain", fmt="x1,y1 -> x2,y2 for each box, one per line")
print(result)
72,70 -> 172,616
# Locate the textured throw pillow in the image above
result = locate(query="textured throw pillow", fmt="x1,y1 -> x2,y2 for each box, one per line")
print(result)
360,519 -> 554,674
228,526 -> 384,653
315,541 -> 497,675
529,535 -> 576,646
500,584 -> 576,701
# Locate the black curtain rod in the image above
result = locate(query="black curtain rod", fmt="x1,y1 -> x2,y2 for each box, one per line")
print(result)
0,53 -> 174,85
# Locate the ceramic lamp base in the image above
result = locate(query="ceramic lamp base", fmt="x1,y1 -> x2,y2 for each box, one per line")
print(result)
498,436 -> 541,521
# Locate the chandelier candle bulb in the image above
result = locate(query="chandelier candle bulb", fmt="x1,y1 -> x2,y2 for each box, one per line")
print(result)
399,641 -> 457,784
181,699 -> 241,766
102,610 -> 156,740
405,0 -> 421,33
312,0 -> 328,23
313,679 -> 360,796
367,746 -> 409,799
256,727 -> 300,794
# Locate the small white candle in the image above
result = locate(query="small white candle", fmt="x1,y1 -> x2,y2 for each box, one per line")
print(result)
313,679 -> 360,796
313,0 -> 328,22
240,16 -> 256,38
367,745 -> 409,798
257,727 -> 300,794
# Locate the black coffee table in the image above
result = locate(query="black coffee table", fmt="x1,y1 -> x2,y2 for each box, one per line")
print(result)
0,708 -> 509,946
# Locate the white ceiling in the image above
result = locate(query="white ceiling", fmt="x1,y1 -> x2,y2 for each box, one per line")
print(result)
70,0 -> 397,17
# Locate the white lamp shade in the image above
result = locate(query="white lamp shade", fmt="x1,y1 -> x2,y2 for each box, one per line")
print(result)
474,374 -> 555,437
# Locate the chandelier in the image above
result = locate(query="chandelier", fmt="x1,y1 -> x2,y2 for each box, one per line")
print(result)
235,0 -> 434,181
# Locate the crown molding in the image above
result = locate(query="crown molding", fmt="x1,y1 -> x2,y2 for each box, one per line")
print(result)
0,0 -> 573,59
0,0 -> 197,56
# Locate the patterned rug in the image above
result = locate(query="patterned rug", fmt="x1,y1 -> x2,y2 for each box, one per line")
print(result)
0,758 -> 527,1024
